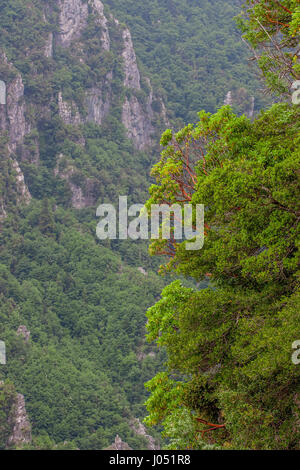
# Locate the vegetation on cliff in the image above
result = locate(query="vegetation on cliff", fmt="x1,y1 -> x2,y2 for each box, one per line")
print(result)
1,0 -> 298,450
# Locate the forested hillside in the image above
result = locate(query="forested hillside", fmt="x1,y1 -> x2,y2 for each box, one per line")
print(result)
105,0 -> 268,123
0,0 -> 169,449
0,0 -> 298,451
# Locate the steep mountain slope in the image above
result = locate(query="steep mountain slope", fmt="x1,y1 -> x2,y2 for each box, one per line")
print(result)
0,0 -> 169,216
0,0 -> 264,449
105,0 -> 268,123
0,0 -> 167,449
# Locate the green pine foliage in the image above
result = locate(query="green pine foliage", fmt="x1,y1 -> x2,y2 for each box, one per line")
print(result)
144,2 -> 300,447
144,87 -> 300,449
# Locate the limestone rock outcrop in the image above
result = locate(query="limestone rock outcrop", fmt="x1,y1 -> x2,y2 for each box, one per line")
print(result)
54,0 -> 166,151
0,52 -> 28,153
130,418 -> 160,450
58,92 -> 82,126
54,154 -> 98,209
0,51 -> 31,214
224,88 -> 255,119
1,0 -> 168,213
122,28 -> 141,90
106,435 -> 132,450
121,28 -> 157,150
7,394 -> 32,448
85,84 -> 111,126
17,325 -> 31,343
56,0 -> 89,47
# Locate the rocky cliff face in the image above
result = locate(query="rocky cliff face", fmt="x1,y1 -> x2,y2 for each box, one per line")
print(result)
85,82 -> 112,126
224,88 -> 255,119
54,0 -> 113,129
0,52 -> 34,160
53,0 -> 162,148
56,0 -> 89,47
122,27 -> 141,90
92,0 -> 110,51
7,394 -> 32,448
52,0 -> 167,204
0,0 -> 167,212
120,26 -> 157,150
130,418 -> 160,450
58,91 -> 82,126
57,0 -> 110,51
0,54 -> 27,152
54,154 -> 99,209
11,160 -> 31,204
0,52 -> 31,217
106,435 -> 132,450
0,381 -> 32,449
0,157 -> 31,222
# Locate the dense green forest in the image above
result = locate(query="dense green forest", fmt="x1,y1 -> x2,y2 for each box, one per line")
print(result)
0,200 -> 170,449
0,0 -> 299,451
